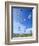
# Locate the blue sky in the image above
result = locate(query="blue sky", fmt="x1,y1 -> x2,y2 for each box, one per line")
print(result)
11,7 -> 33,34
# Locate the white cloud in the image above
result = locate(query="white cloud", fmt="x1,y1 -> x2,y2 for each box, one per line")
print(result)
24,19 -> 26,21
28,14 -> 31,19
13,21 -> 32,34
